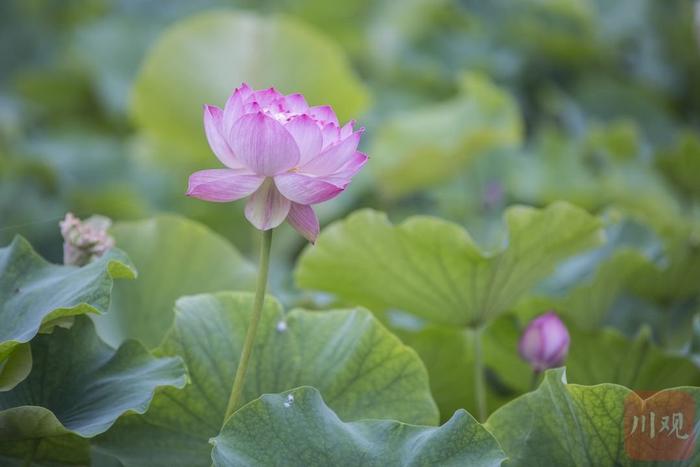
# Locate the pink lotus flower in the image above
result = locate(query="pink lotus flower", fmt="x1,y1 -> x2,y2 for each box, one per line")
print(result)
518,311 -> 570,372
186,84 -> 367,242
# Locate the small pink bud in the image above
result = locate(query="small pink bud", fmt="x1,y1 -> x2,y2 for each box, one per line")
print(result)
518,311 -> 570,372
59,213 -> 115,266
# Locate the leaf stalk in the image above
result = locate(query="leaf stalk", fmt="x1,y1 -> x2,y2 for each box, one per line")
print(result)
473,325 -> 487,422
223,228 -> 273,424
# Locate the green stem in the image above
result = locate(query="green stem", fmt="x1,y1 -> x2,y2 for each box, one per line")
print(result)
223,228 -> 273,424
473,325 -> 487,422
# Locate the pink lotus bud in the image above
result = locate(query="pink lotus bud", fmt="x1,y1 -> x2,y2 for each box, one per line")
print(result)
186,84 -> 368,243
518,311 -> 570,372
59,213 -> 115,266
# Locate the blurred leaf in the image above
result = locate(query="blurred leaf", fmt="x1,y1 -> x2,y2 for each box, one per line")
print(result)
501,0 -> 601,67
12,67 -> 94,121
296,202 -> 603,327
69,183 -> 149,221
510,127 -> 683,231
94,292 -> 438,466
510,130 -> 601,209
0,151 -> 65,252
486,368 -> 700,465
0,316 -> 186,465
567,326 -> 700,389
366,0 -> 458,85
275,0 -> 374,57
70,14 -> 155,118
692,314 -> 700,357
93,215 -> 256,349
631,223 -> 700,303
558,249 -> 650,330
0,343 -> 30,392
390,314 -> 530,421
22,131 -> 132,190
2,131 -> 149,250
371,73 -> 522,197
571,77 -> 677,145
585,119 -> 640,162
131,10 -> 369,171
212,386 -> 506,467
534,213 -> 700,333
657,132 -> 700,199
650,0 -> 700,113
0,235 -> 135,362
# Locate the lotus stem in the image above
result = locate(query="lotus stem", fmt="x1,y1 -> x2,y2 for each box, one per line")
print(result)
223,228 -> 273,424
473,325 -> 487,422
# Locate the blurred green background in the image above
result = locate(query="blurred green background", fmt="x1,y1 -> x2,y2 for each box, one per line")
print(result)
1,0 -> 699,309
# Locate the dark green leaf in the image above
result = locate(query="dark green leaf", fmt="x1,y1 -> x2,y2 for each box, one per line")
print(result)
0,316 -> 186,465
0,235 -> 135,362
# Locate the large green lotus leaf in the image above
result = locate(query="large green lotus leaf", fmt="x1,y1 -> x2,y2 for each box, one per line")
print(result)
296,202 -> 603,327
212,386 -> 507,467
131,10 -> 369,169
0,316 -> 186,465
93,292 -> 438,466
92,215 -> 256,349
0,235 -> 135,363
371,73 -> 522,197
486,368 -> 700,466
